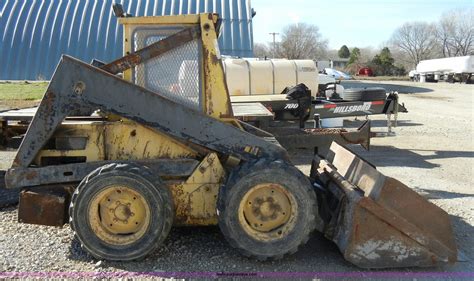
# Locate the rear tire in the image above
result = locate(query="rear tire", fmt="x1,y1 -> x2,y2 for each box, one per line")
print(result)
69,163 -> 174,261
218,160 -> 317,260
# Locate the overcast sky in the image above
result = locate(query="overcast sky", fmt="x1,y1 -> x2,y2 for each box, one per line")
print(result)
251,0 -> 473,49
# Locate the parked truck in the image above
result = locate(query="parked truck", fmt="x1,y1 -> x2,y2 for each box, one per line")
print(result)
412,55 -> 474,83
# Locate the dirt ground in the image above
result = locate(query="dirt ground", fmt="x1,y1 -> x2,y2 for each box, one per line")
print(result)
0,80 -> 472,277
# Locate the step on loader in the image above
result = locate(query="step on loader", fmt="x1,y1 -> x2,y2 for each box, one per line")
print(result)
4,13 -> 457,268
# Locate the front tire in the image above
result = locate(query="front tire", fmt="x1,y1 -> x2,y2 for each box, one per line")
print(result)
69,163 -> 174,261
218,160 -> 317,260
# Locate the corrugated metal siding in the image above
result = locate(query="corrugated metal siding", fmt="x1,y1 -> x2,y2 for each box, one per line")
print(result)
0,0 -> 254,80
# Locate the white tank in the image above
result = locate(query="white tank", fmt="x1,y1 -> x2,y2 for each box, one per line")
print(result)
249,60 -> 274,95
222,59 -> 250,96
294,60 -> 318,93
223,59 -> 319,97
272,60 -> 297,94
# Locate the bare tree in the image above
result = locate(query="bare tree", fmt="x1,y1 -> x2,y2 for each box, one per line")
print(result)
436,13 -> 457,57
277,23 -> 328,60
436,9 -> 474,57
253,42 -> 271,58
390,22 -> 436,67
358,47 -> 378,64
391,48 -> 415,71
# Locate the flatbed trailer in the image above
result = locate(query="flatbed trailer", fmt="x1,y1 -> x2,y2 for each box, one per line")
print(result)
230,90 -> 407,154
231,92 -> 406,131
0,91 -> 406,154
313,93 -> 406,119
0,104 -> 370,154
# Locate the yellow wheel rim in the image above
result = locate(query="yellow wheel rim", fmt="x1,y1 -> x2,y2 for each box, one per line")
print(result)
88,185 -> 150,245
238,183 -> 297,241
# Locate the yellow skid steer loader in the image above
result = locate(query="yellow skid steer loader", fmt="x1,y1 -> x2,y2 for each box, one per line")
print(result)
4,13 -> 456,268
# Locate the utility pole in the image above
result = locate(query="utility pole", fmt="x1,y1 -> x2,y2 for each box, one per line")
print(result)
269,32 -> 279,58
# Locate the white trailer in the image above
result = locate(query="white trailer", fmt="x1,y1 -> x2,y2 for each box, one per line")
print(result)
414,55 -> 474,83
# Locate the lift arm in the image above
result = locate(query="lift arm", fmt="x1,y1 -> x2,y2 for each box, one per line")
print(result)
11,55 -> 288,169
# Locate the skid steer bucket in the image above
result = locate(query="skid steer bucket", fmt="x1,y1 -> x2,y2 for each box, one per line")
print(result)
311,142 -> 457,268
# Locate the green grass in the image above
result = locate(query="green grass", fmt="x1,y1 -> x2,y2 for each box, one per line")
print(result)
0,81 -> 48,100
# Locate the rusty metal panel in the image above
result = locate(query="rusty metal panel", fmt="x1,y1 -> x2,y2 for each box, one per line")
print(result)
18,185 -> 74,227
103,122 -> 198,160
102,26 -> 201,75
33,122 -> 106,165
171,153 -> 224,225
6,159 -> 200,189
199,14 -> 234,118
311,142 -> 457,268
31,121 -> 198,166
271,120 -> 371,155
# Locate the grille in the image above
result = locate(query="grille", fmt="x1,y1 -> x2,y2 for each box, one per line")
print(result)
133,28 -> 202,110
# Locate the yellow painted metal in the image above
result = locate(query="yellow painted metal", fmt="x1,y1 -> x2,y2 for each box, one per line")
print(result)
119,14 -> 202,25
120,13 -> 234,120
35,121 -> 225,226
120,15 -> 202,84
36,14 -> 245,228
122,22 -> 132,82
34,121 -> 197,165
238,183 -> 297,241
35,13 -> 236,224
170,153 -> 225,225
199,14 -> 234,119
34,122 -> 105,165
104,122 -> 197,160
89,185 -> 151,245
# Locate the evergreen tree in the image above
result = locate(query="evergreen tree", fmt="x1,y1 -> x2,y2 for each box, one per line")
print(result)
371,47 -> 396,75
338,45 -> 350,58
348,47 -> 361,64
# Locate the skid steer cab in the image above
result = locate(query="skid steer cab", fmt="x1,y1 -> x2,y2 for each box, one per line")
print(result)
5,13 -> 457,268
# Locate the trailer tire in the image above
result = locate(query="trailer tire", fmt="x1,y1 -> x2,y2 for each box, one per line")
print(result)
218,160 -> 317,260
69,163 -> 173,261
341,87 -> 387,101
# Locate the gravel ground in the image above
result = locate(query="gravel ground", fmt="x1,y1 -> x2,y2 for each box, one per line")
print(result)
0,81 -> 473,277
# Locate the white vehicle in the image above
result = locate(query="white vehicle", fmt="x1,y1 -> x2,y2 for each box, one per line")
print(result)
323,68 -> 352,80
408,69 -> 418,81
318,73 -> 345,98
414,55 -> 473,83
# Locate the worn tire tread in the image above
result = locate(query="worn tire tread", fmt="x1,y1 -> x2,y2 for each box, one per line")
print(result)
218,160 -> 317,260
69,163 -> 173,261
342,87 -> 387,101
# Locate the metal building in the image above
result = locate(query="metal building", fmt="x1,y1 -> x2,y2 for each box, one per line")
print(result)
0,0 -> 254,80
